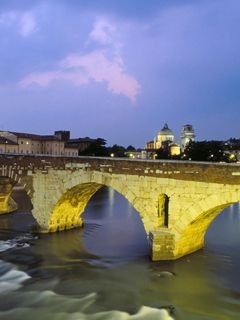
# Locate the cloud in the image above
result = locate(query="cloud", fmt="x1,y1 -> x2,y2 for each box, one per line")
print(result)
19,16 -> 140,103
89,18 -> 116,45
19,12 -> 37,37
20,50 -> 140,103
0,10 -> 37,37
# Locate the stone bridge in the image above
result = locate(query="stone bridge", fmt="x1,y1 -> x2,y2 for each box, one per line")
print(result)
0,154 -> 240,261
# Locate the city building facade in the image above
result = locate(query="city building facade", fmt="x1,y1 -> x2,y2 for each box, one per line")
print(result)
145,123 -> 175,150
0,130 -> 83,156
145,123 -> 181,157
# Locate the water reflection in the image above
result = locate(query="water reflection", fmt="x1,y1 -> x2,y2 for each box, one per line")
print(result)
81,186 -> 150,260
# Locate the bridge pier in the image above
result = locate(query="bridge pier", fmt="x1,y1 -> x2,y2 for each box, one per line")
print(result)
149,229 -> 176,260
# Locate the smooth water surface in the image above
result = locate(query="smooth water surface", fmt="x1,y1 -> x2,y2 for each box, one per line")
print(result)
0,187 -> 240,320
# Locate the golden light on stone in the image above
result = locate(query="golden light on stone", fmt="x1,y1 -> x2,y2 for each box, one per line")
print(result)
0,178 -> 17,214
170,145 -> 180,156
48,183 -> 102,232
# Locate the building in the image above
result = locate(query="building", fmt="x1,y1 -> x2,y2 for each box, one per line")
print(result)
181,124 -> 195,149
0,130 -> 79,157
0,136 -> 19,154
145,123 -> 176,150
145,140 -> 155,150
170,143 -> 181,156
155,123 -> 175,149
145,123 -> 197,158
65,137 -> 96,153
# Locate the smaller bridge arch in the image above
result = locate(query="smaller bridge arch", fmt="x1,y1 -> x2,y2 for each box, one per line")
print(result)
172,191 -> 240,258
0,170 -> 33,214
0,165 -> 33,197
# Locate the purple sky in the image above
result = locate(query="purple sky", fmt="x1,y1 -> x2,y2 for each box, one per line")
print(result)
0,0 -> 240,147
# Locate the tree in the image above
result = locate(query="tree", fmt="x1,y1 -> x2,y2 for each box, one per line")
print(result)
227,138 -> 240,150
79,138 -> 108,156
155,147 -> 170,160
108,144 -> 126,157
126,145 -> 136,151
184,140 -> 228,162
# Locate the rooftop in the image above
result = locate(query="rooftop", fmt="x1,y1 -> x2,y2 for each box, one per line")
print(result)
10,131 -> 62,141
0,137 -> 18,145
159,123 -> 174,135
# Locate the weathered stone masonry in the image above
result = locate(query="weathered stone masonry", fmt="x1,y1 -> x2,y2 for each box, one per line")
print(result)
0,154 -> 240,261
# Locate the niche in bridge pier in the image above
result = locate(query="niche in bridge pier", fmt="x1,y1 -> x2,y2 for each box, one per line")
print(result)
158,194 -> 169,227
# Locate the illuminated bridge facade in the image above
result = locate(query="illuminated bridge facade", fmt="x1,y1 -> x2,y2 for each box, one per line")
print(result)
0,154 -> 240,261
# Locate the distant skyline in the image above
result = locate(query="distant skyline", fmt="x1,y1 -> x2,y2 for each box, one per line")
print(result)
1,0 -> 240,147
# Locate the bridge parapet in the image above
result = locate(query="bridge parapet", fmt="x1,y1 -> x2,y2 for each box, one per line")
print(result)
1,154 -> 240,185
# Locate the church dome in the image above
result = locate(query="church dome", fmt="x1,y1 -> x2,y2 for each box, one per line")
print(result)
158,123 -> 174,136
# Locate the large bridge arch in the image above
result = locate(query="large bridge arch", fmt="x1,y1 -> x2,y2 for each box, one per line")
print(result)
31,170 -> 160,234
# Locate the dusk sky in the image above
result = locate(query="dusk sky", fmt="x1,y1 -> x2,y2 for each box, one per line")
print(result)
0,0 -> 240,147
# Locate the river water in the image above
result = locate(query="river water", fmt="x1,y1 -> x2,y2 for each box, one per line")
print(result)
0,187 -> 239,320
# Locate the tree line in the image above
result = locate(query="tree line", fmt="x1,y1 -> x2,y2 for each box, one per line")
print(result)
79,138 -> 136,157
80,137 -> 240,162
156,139 -> 239,162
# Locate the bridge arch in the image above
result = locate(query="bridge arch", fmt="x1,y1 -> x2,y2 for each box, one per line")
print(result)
0,168 -> 33,198
173,191 -> 240,258
31,170 -> 160,234
0,171 -> 33,214
47,182 -> 153,234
